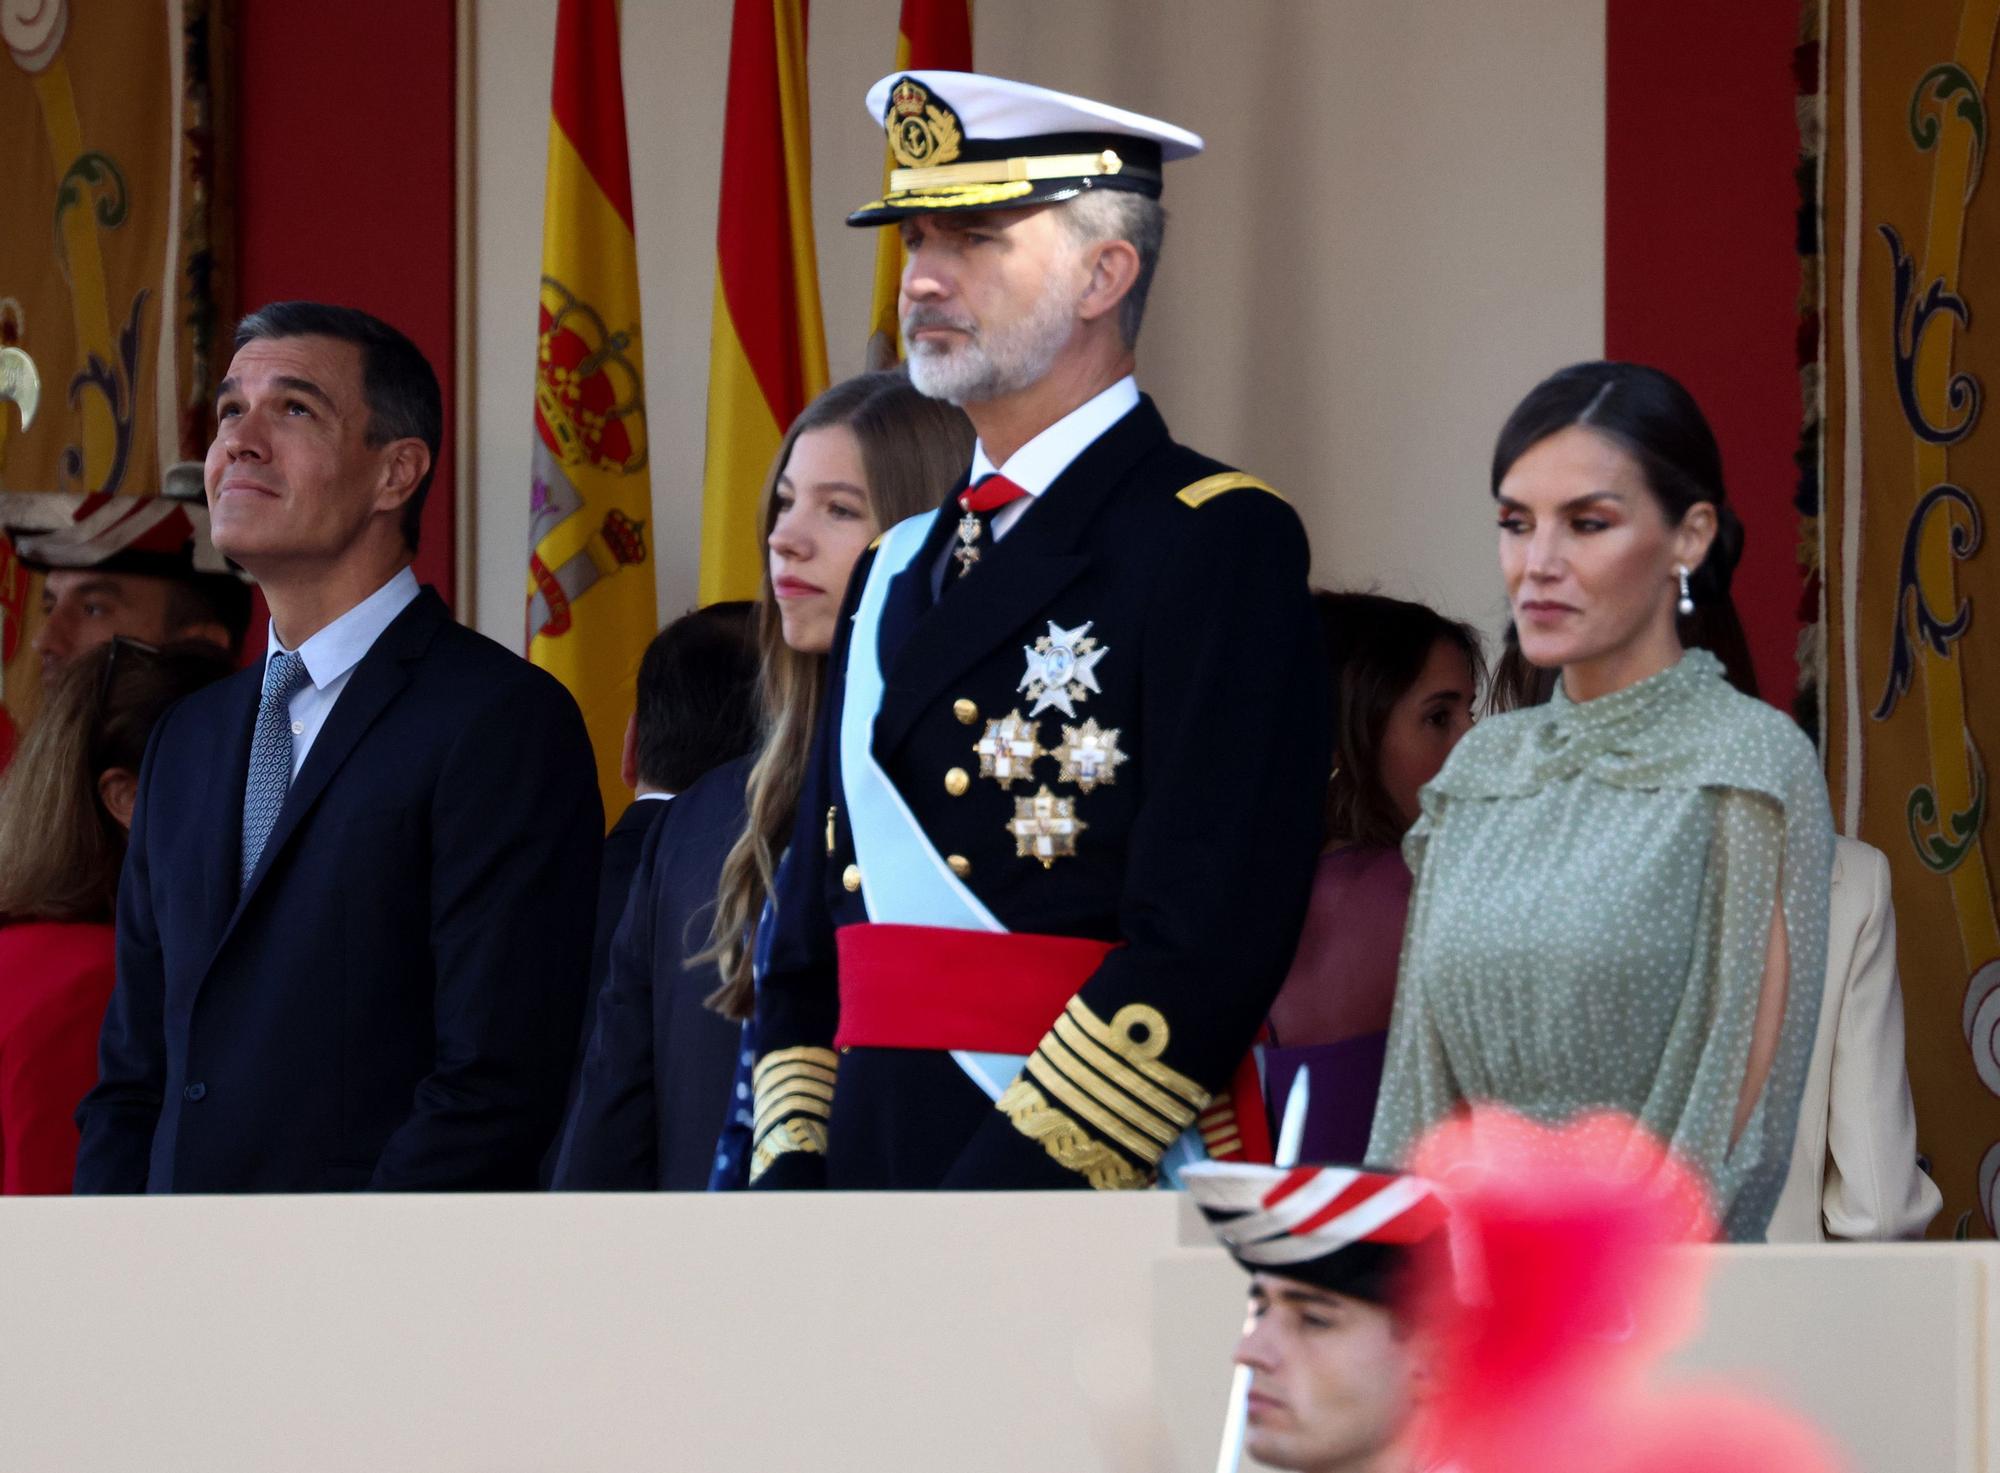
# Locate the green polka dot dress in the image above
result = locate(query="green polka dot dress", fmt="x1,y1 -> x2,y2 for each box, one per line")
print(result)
1365,650 -> 1834,1241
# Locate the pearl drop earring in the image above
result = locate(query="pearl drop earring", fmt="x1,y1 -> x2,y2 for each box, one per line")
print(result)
1676,565 -> 1695,617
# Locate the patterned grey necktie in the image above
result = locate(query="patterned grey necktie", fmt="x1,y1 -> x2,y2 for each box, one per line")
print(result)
240,651 -> 312,889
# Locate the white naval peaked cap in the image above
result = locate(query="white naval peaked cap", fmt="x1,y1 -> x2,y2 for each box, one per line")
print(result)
848,69 -> 1204,225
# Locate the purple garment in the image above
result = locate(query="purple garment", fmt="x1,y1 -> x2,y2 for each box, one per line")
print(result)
1262,846 -> 1412,1161
1264,1034 -> 1391,1165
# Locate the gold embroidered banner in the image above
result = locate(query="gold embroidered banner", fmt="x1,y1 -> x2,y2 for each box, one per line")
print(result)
0,0 -> 232,758
1825,0 -> 2000,1236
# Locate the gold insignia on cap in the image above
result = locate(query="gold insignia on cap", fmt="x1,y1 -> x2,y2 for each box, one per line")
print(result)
886,77 -> 964,171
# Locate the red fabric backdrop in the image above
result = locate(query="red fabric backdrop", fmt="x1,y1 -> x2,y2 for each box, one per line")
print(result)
1606,0 -> 1808,708
235,0 -> 458,610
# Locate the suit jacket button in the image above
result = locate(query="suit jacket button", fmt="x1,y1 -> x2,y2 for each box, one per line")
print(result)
183,1082 -> 207,1102
944,767 -> 970,796
947,854 -> 972,877
842,864 -> 863,893
953,699 -> 979,725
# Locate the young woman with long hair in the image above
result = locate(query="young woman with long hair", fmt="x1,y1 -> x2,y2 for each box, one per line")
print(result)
551,370 -> 971,1189
1365,361 -> 1835,1241
0,637 -> 234,1193
1262,590 -> 1483,1162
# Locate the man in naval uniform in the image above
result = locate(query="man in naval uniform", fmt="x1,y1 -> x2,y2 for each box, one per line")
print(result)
749,72 -> 1329,1191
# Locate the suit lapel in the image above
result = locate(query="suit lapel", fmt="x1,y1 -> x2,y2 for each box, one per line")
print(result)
871,399 -> 1167,758
191,669 -> 261,955
212,589 -> 446,951
875,494 -> 964,672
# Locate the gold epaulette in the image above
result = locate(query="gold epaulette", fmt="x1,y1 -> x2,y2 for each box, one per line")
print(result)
747,1045 -> 838,1183
997,997 -> 1213,1189
1174,472 -> 1285,509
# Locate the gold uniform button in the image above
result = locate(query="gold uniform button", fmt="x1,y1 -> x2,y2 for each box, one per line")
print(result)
953,698 -> 979,725
842,864 -> 862,893
946,854 -> 972,878
944,767 -> 970,796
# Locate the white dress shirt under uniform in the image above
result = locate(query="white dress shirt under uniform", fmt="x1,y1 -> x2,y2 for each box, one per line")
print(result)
260,565 -> 421,781
930,375 -> 1140,588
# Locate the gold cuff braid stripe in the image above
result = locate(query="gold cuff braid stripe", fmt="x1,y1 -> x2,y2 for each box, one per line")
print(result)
1037,1034 -> 1179,1146
1025,1053 -> 1168,1163
1051,1015 -> 1200,1130
996,1078 -> 1148,1190
749,1117 -> 828,1182
755,1061 -> 837,1096
753,1046 -> 838,1087
1063,998 -> 1210,1111
753,1084 -> 835,1139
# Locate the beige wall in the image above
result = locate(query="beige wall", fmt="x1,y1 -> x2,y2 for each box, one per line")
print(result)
0,1193 -> 1985,1472
471,0 -> 1604,645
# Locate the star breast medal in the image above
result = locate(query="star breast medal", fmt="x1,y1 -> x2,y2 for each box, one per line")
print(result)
1019,620 -> 1108,718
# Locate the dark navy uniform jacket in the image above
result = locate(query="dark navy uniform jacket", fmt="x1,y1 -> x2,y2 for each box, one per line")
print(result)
74,589 -> 602,1193
753,397 -> 1330,1191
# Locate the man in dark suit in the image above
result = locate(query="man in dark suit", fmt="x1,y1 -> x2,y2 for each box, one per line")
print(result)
75,302 -> 602,1193
594,600 -> 757,1020
748,74 -> 1329,1191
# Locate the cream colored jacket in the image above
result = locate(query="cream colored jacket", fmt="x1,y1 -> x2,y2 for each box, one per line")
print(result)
1766,836 -> 1942,1242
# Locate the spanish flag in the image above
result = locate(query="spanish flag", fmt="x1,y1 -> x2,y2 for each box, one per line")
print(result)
526,0 -> 657,826
699,0 -> 829,604
864,0 -> 974,368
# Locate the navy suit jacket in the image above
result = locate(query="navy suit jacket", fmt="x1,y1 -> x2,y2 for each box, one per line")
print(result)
551,753 -> 751,1190
74,587 -> 602,1193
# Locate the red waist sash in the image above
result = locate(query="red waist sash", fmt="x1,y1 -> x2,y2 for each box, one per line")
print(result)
834,921 -> 1272,1163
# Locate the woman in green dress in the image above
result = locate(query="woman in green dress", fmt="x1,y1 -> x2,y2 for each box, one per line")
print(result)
1366,361 -> 1834,1241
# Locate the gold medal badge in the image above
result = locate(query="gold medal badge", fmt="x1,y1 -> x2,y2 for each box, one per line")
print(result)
886,77 -> 964,170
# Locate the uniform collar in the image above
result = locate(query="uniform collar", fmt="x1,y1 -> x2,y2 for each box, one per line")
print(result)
265,565 -> 422,690
966,375 -> 1141,496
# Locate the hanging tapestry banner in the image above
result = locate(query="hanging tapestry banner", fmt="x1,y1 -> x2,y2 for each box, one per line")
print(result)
0,0 -> 232,757
1824,0 -> 2000,1237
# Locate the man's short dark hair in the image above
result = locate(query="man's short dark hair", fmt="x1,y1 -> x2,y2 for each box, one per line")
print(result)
234,302 -> 443,554
635,601 -> 759,794
163,572 -> 254,658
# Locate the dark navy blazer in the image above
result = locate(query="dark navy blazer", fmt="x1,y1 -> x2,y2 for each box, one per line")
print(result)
74,588 -> 602,1193
551,753 -> 752,1190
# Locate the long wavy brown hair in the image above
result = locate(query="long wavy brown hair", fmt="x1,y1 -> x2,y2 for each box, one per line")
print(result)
0,639 -> 236,925
702,370 -> 973,1018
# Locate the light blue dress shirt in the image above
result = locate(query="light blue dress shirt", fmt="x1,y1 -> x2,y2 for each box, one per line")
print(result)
259,565 -> 422,781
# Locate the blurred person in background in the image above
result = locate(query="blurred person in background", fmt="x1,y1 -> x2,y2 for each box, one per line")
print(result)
552,370 -> 971,1190
0,638 -> 233,1193
1263,592 -> 1483,1163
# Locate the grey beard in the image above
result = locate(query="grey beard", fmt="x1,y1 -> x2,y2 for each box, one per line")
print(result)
903,277 -> 1080,405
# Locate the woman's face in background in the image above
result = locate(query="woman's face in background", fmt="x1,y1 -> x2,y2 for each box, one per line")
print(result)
1377,637 -> 1477,827
767,425 -> 879,656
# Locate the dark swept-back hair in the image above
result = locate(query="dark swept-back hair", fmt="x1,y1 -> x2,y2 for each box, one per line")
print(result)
1489,360 -> 1757,702
1315,590 -> 1487,850
634,601 -> 760,793
234,302 -> 443,554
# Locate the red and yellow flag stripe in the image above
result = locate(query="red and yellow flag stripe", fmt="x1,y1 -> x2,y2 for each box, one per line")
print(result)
864,0 -> 974,368
527,0 -> 658,826
700,0 -> 829,604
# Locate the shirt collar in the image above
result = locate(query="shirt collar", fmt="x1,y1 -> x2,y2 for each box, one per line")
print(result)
266,565 -> 422,690
966,375 -> 1140,497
